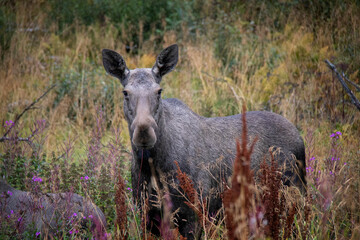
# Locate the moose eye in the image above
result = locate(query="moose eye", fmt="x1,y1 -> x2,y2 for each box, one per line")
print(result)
157,89 -> 163,96
123,90 -> 128,97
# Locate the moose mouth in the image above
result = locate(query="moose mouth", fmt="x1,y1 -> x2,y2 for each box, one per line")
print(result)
136,144 -> 154,150
133,139 -> 156,149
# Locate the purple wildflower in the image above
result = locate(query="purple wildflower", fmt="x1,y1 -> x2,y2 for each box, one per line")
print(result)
7,191 -> 12,196
32,176 -> 43,182
84,176 -> 89,180
5,120 -> 14,127
18,217 -> 22,222
88,215 -> 93,218
36,232 -> 40,237
72,212 -> 77,217
127,187 -> 133,192
331,131 -> 342,138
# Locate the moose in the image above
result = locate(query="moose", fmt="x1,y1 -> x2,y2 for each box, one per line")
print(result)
0,179 -> 106,236
102,44 -> 306,239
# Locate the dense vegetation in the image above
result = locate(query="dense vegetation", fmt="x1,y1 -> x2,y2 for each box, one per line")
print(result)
0,0 -> 359,239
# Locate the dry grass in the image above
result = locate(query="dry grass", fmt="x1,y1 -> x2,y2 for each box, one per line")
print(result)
1,1 -> 360,239
223,108 -> 258,240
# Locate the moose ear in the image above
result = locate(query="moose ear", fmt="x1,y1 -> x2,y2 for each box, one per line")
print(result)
152,44 -> 178,82
102,49 -> 130,86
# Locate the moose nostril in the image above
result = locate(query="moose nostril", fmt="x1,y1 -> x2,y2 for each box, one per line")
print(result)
132,124 -> 157,149
138,124 -> 149,132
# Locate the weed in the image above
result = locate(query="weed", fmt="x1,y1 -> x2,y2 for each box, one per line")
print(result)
1,1 -> 359,239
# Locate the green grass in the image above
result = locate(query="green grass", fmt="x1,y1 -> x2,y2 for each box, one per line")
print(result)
1,0 -> 360,239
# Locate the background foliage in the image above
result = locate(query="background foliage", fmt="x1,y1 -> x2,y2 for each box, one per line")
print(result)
0,0 -> 359,239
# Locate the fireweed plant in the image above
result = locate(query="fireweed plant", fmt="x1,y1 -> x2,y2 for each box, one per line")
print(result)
0,106 -> 356,239
0,107 -> 129,239
0,1 -> 359,238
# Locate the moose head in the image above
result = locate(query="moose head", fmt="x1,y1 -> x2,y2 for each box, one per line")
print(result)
102,45 -> 178,149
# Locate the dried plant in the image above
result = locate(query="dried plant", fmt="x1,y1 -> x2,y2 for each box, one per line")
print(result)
141,195 -> 157,240
259,150 -> 285,240
115,172 -> 128,240
176,160 -> 224,239
284,202 -> 297,239
1,1 -> 359,238
172,227 -> 187,240
174,160 -> 204,224
301,192 -> 312,239
223,106 -> 258,240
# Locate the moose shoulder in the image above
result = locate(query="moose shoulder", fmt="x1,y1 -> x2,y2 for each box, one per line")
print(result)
102,44 -> 306,239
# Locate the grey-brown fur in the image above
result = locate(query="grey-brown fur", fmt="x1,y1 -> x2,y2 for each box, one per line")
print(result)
102,44 -> 306,239
0,180 -> 106,236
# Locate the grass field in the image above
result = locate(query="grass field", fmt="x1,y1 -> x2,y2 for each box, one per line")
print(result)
1,0 -> 360,239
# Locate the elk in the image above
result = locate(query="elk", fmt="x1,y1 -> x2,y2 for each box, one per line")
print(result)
102,44 -> 306,239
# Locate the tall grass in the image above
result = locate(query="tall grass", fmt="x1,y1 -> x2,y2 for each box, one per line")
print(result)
1,0 -> 359,239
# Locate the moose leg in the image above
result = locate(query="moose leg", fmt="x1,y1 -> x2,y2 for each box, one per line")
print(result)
176,211 -> 203,240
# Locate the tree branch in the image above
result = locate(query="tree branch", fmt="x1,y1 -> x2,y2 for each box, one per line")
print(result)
325,60 -> 360,111
0,84 -> 56,143
343,73 -> 360,92
0,137 -> 32,142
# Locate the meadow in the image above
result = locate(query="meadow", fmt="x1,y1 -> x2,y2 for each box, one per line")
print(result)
0,0 -> 360,239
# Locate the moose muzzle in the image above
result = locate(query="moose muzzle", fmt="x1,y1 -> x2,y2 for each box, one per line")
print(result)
131,98 -> 158,149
